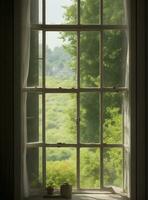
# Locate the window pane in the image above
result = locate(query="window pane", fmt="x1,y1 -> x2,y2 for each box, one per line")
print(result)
104,148 -> 123,188
103,0 -> 126,25
27,93 -> 42,143
80,92 -> 100,143
80,32 -> 100,87
80,0 -> 100,24
46,0 -> 77,24
39,31 -> 43,58
46,94 -> 76,143
103,30 -> 127,87
39,95 -> 43,142
31,0 -> 43,24
39,0 -> 43,24
28,31 -> 43,87
46,148 -> 76,188
103,92 -> 123,144
46,32 -> 77,88
80,148 -> 100,189
27,147 -> 43,188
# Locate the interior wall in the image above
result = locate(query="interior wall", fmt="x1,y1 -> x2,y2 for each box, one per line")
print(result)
0,0 -> 14,199
133,0 -> 146,200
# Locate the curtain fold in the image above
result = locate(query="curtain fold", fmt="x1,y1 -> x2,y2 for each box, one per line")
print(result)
123,0 -> 130,196
21,0 -> 30,197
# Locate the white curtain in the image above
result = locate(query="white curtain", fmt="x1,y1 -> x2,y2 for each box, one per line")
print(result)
123,0 -> 130,197
20,0 -> 30,197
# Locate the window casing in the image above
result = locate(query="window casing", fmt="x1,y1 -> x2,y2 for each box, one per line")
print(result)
25,0 -> 129,194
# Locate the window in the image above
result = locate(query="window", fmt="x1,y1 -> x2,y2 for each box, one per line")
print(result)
25,0 -> 129,195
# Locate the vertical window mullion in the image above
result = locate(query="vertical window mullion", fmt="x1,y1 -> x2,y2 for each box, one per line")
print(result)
77,33 -> 80,190
76,0 -> 81,190
100,0 -> 104,189
122,96 -> 125,190
78,0 -> 80,25
42,90 -> 46,187
100,0 -> 103,25
100,31 -> 104,189
42,0 -> 46,188
43,0 -> 45,25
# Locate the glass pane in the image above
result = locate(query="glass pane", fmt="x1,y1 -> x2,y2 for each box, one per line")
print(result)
39,0 -> 43,24
46,94 -> 76,143
80,92 -> 100,143
27,93 -> 42,143
46,0 -> 77,24
80,0 -> 100,24
39,95 -> 43,142
39,31 -> 43,58
27,148 -> 43,188
46,148 -> 76,188
46,32 -> 77,88
103,0 -> 126,25
103,30 -> 127,87
28,31 -> 43,87
31,0 -> 43,24
80,32 -> 100,87
39,59 -> 43,87
80,148 -> 100,189
104,148 -> 123,188
103,92 -> 123,144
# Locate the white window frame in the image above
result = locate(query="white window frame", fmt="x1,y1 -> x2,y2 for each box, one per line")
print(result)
24,0 -> 129,193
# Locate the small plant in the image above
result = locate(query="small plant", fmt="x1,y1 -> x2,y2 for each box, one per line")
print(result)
46,180 -> 55,195
60,182 -> 72,199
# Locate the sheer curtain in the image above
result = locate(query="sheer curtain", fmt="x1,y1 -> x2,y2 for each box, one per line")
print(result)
123,0 -> 130,197
20,0 -> 30,197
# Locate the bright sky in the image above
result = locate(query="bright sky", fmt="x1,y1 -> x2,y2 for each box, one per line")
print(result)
46,32 -> 62,51
44,0 -> 74,50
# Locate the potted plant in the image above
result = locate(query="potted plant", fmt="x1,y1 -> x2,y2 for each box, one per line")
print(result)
60,182 -> 72,199
46,180 -> 55,195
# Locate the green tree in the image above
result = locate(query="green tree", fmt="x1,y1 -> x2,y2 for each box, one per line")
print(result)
62,0 -> 126,188
44,0 -> 127,189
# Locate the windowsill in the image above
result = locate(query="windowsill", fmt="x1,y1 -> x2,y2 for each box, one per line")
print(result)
26,193 -> 129,200
26,188 -> 129,200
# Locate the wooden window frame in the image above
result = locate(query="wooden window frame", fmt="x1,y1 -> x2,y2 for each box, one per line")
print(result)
25,0 -> 129,193
14,0 -> 146,199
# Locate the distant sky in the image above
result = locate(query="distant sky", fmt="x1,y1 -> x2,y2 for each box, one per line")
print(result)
46,32 -> 62,51
46,0 -> 72,24
42,0 -> 73,50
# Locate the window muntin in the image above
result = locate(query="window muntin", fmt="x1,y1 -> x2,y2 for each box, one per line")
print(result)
27,0 -> 128,192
